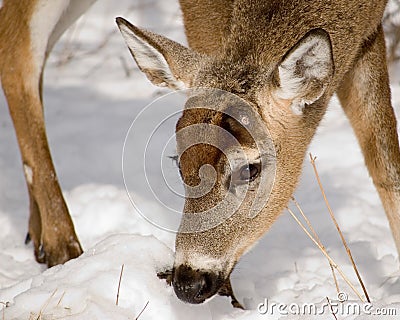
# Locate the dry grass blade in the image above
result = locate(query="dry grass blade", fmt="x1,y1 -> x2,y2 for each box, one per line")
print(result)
116,264 -> 125,306
326,297 -> 338,320
135,301 -> 149,320
292,197 -> 322,246
309,153 -> 370,303
330,263 -> 340,294
34,289 -> 58,320
56,291 -> 66,307
292,197 -> 341,294
287,207 -> 365,301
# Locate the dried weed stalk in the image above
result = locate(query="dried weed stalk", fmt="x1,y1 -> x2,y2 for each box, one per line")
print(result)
116,264 -> 125,306
309,154 -> 370,303
287,154 -> 371,303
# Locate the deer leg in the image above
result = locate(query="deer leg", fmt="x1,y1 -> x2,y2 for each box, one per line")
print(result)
2,70 -> 83,266
0,1 -> 83,266
337,25 -> 400,257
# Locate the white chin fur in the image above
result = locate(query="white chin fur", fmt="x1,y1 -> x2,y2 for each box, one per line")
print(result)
174,251 -> 228,273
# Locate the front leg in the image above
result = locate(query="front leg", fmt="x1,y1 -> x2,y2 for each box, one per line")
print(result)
4,79 -> 83,266
337,25 -> 400,256
3,77 -> 83,266
0,1 -> 83,267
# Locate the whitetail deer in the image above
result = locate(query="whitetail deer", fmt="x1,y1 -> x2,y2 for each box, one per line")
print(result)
0,0 -> 399,307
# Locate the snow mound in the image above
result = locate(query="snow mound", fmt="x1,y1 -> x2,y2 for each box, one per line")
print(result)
2,234 -> 213,319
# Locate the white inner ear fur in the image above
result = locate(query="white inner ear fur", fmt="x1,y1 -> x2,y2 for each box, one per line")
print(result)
276,32 -> 333,115
119,23 -> 185,90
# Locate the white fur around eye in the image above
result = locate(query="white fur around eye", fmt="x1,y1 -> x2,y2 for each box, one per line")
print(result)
225,147 -> 260,175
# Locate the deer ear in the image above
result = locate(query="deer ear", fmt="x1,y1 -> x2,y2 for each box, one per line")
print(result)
116,17 -> 201,90
275,29 -> 334,115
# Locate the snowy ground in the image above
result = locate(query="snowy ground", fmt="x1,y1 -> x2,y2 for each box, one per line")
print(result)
1,1 -> 400,319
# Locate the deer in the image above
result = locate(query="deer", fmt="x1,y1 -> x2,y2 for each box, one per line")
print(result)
0,0 -> 399,308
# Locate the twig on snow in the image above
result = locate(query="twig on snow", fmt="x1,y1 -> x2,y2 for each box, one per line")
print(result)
56,291 -> 66,307
292,197 -> 341,294
287,207 -> 365,302
33,289 -> 58,320
135,301 -> 149,320
116,264 -> 125,306
326,296 -> 338,320
309,153 -> 370,303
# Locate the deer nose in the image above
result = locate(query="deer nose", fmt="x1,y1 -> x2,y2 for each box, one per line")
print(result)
172,265 -> 221,304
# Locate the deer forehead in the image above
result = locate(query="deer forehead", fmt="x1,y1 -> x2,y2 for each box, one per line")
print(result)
194,60 -> 266,94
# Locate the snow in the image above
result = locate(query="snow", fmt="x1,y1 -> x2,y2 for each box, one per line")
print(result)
0,1 -> 400,319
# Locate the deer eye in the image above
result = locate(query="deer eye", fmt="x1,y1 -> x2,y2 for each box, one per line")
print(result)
233,163 -> 261,184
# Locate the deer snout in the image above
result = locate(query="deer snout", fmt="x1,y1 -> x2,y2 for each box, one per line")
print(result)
172,265 -> 223,304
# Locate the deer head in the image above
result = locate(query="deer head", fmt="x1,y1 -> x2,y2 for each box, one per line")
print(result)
116,17 -> 333,304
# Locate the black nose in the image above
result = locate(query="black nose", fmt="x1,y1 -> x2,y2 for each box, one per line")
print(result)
172,265 -> 222,304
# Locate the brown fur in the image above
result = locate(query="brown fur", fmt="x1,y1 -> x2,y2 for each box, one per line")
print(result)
173,0 -> 400,261
1,0 -> 399,305
116,0 -> 400,303
0,0 -> 83,266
